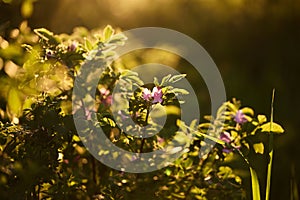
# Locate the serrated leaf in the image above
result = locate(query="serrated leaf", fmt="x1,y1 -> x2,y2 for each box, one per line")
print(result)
225,102 -> 238,112
120,70 -> 139,77
189,119 -> 198,130
109,33 -> 127,45
171,88 -> 189,95
176,119 -> 187,133
168,74 -> 186,83
216,103 -> 228,118
34,28 -> 60,45
253,143 -> 264,154
260,122 -> 284,134
193,130 -> 225,145
160,74 -> 172,86
173,131 -> 189,144
125,76 -> 144,86
34,28 -> 53,40
198,123 -> 211,129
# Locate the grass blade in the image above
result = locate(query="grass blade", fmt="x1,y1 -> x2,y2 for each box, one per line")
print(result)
265,89 -> 275,200
250,166 -> 262,200
235,148 -> 261,200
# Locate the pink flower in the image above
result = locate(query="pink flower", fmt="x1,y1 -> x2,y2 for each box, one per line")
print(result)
99,88 -> 110,96
157,136 -> 165,145
102,95 -> 112,106
67,41 -> 77,52
220,131 -> 241,153
152,86 -> 163,104
142,88 -> 152,101
142,86 -> 163,104
233,110 -> 247,124
99,88 -> 112,106
220,132 -> 231,143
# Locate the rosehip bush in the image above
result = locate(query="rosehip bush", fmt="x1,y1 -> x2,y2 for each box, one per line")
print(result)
0,23 -> 284,199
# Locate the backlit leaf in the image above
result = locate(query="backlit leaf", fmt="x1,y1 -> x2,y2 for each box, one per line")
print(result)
260,122 -> 284,134
7,87 -> 22,117
253,143 -> 264,154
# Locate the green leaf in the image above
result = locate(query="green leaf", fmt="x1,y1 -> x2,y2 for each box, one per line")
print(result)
153,77 -> 159,86
103,25 -> 114,42
225,101 -> 238,112
193,130 -> 225,145
164,168 -> 172,176
120,70 -> 139,77
189,119 -> 198,130
173,131 -> 189,145
34,28 -> 60,45
171,88 -> 189,95
168,74 -> 187,83
217,166 -> 233,179
84,38 -> 94,51
160,74 -> 172,85
7,87 -> 22,116
250,167 -> 261,200
260,122 -> 284,134
253,143 -> 264,154
21,0 -> 34,18
72,135 -> 81,142
241,107 -> 254,116
171,193 -> 185,199
102,117 -> 116,127
176,119 -> 188,133
109,33 -> 127,45
257,115 -> 267,124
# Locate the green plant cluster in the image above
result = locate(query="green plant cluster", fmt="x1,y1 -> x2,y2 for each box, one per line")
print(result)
0,23 -> 284,199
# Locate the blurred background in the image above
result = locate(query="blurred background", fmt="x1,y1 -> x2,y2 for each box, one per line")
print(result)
1,0 -> 299,199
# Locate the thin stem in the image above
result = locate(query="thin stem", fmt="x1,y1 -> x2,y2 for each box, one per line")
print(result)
265,89 -> 275,200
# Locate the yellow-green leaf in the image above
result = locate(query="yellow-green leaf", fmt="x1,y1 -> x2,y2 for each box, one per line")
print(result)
260,122 -> 284,134
21,0 -> 34,18
103,25 -> 114,42
257,115 -> 267,124
241,107 -> 254,116
250,167 -> 261,200
72,135 -> 81,142
253,143 -> 264,154
7,87 -> 22,117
